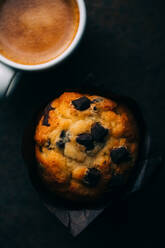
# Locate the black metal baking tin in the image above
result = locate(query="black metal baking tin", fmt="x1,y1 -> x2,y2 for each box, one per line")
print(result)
22,86 -> 162,235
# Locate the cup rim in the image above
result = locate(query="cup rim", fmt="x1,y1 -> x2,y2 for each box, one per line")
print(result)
0,0 -> 86,71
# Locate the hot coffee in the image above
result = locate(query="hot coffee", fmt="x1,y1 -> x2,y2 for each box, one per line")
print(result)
0,0 -> 79,65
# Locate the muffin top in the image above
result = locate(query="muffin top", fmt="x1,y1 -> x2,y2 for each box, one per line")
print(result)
35,92 -> 139,202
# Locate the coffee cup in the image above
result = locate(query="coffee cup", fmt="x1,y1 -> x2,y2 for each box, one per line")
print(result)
0,0 -> 86,100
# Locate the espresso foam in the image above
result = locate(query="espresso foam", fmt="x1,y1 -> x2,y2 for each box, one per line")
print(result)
0,0 -> 79,65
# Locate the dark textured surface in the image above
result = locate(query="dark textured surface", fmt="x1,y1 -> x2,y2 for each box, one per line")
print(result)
0,0 -> 165,247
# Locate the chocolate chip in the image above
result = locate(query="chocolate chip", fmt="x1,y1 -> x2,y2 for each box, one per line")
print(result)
91,122 -> 109,142
39,145 -> 43,152
110,147 -> 131,164
72,97 -> 91,111
44,139 -> 52,150
56,131 -> 70,149
76,133 -> 94,150
93,106 -> 97,111
60,130 -> 66,138
42,104 -> 55,126
56,140 -> 65,149
83,168 -> 101,187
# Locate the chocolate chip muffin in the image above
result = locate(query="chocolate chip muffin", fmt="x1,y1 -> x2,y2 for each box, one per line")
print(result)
34,92 -> 139,202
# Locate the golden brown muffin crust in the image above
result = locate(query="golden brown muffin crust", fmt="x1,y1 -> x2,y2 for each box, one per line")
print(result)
35,92 -> 139,202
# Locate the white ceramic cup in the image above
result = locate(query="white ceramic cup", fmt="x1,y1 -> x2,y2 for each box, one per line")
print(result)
0,0 -> 86,100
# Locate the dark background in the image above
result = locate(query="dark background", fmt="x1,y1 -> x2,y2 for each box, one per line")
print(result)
0,0 -> 165,247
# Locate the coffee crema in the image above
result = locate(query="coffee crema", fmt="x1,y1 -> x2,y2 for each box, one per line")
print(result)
0,0 -> 79,65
